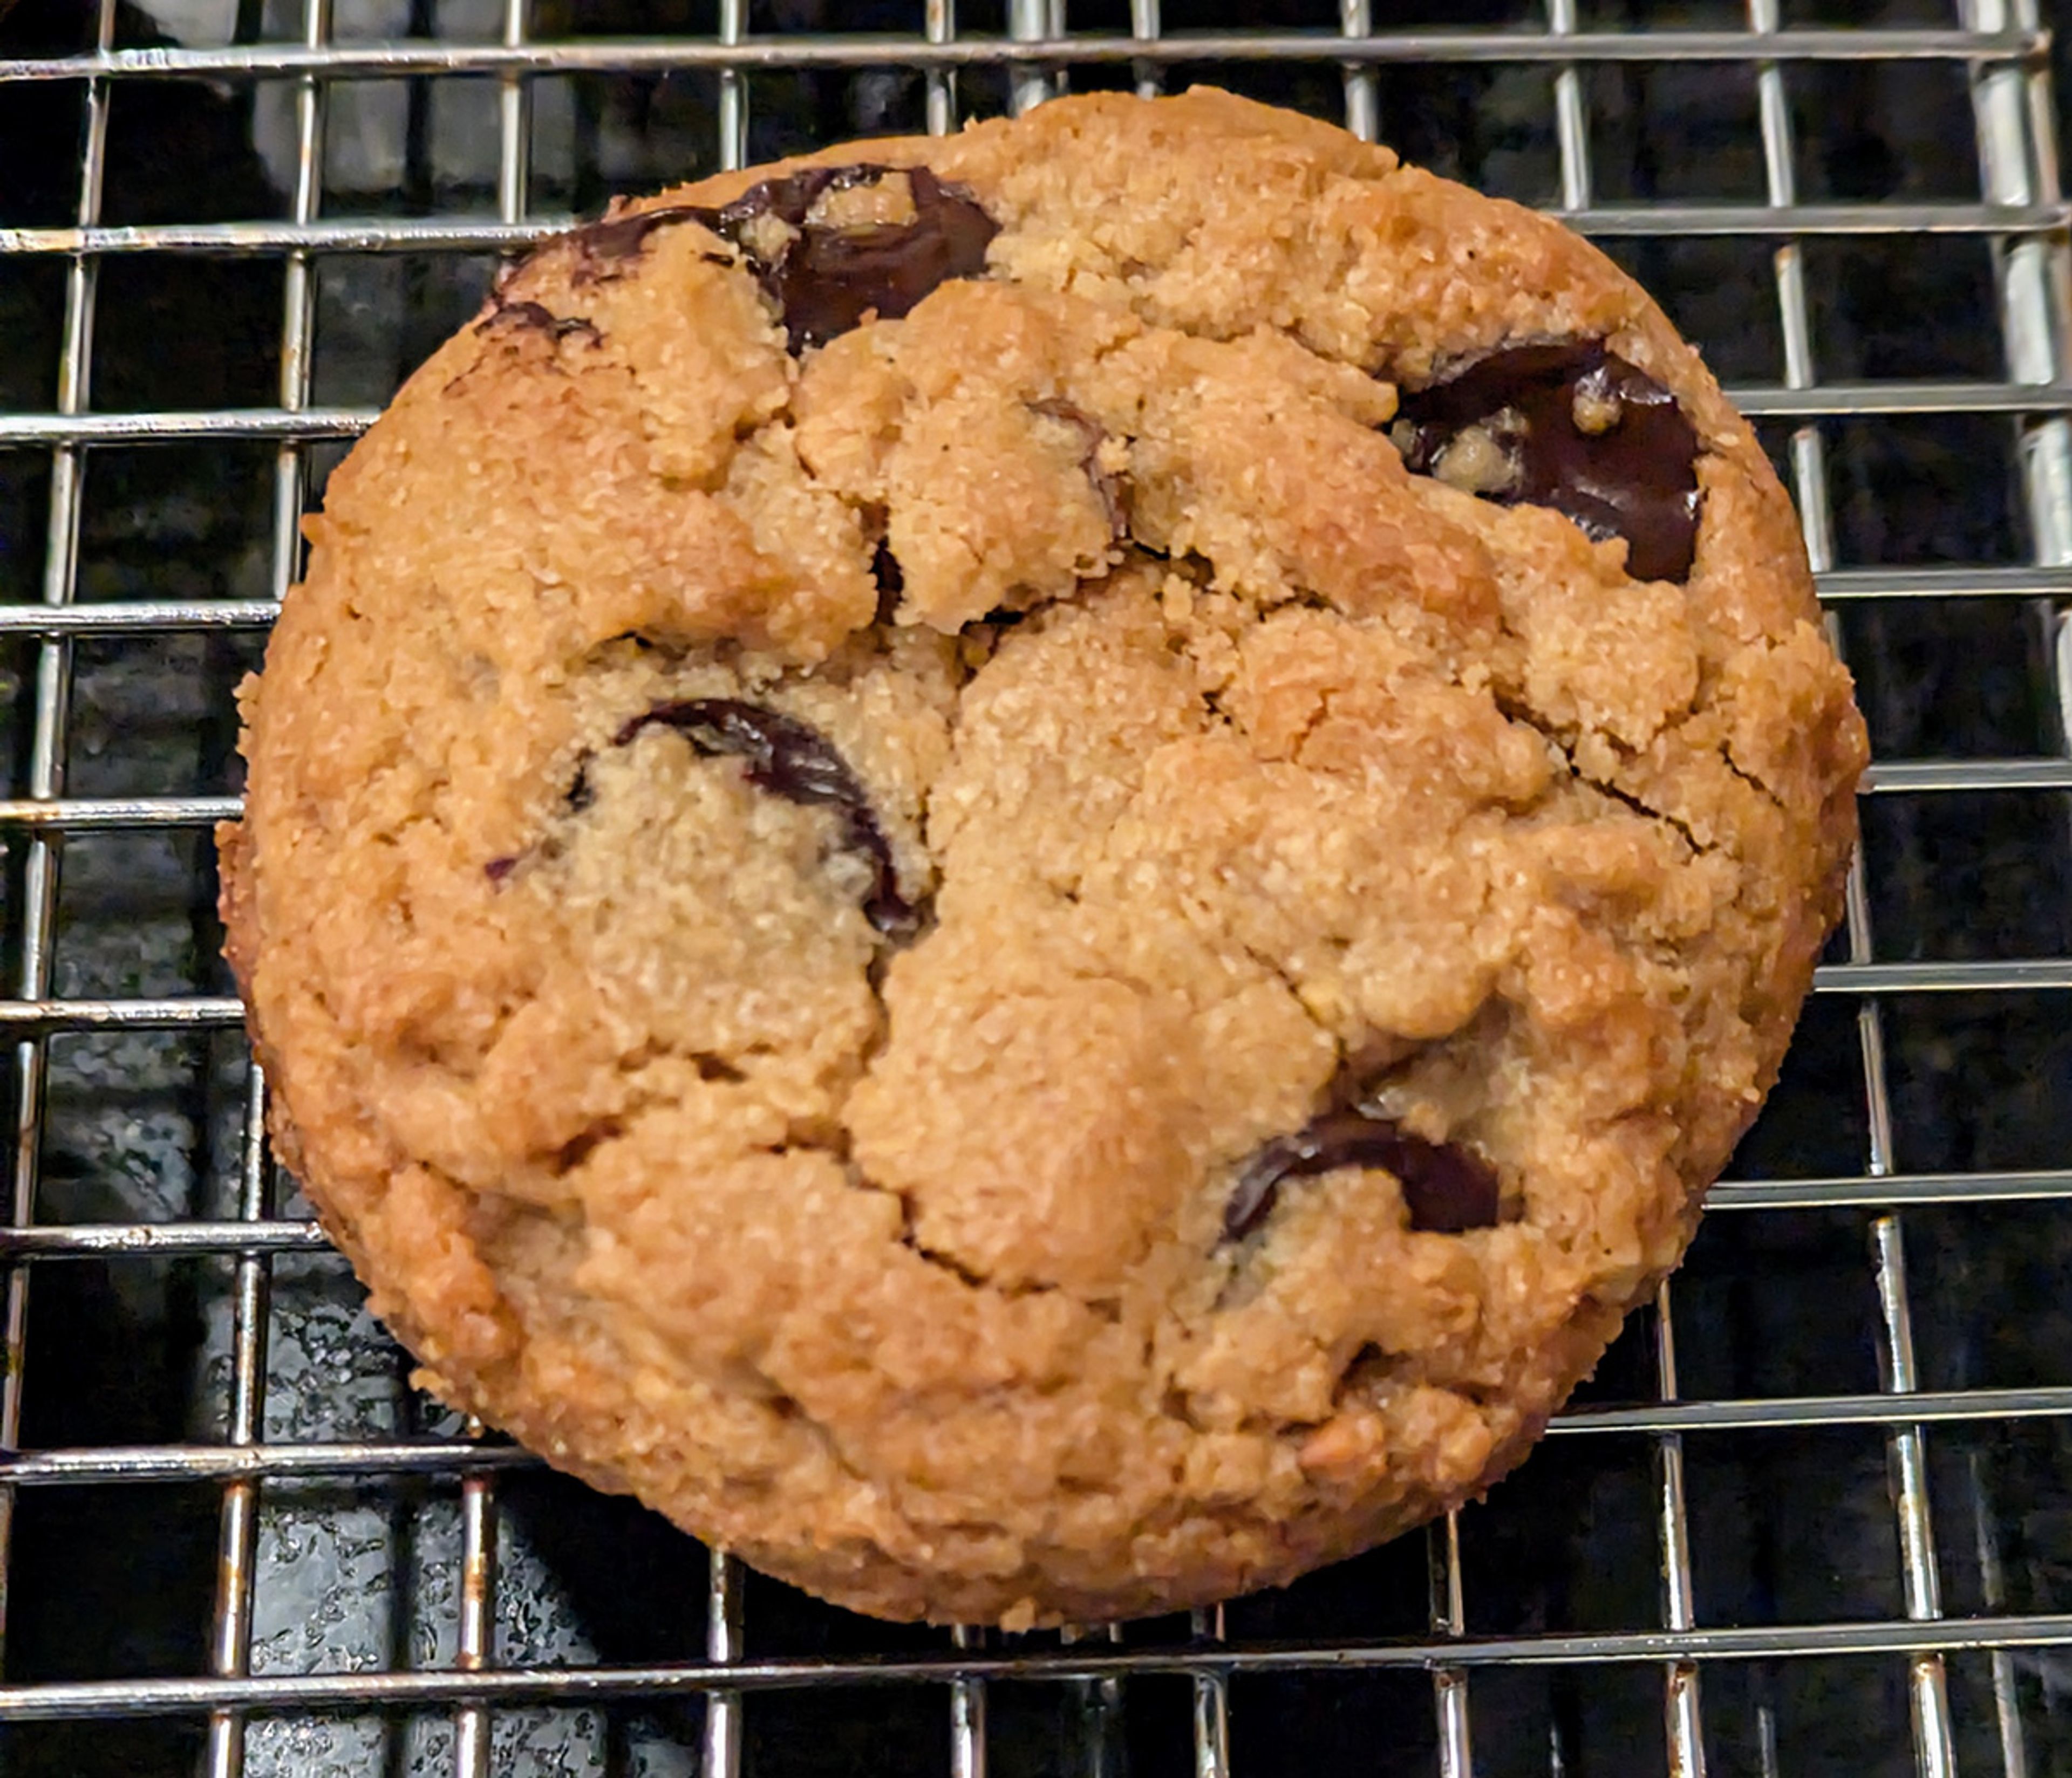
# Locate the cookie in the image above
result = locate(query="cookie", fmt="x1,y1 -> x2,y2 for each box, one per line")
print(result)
219,87 -> 1866,1627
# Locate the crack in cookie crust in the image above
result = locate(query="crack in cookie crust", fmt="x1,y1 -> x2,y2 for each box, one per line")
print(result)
222,87 -> 1865,1628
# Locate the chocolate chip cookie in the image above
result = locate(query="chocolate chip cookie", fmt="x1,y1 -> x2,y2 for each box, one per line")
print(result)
220,88 -> 1866,1627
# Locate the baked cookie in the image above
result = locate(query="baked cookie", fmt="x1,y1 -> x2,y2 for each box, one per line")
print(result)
220,88 -> 1866,1627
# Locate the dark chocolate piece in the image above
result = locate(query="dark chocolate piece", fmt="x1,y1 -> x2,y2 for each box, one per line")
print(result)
567,204 -> 732,280
1030,398 -> 1129,539
483,754 -> 595,884
614,699 -> 922,939
739,165 -> 998,352
568,165 -> 997,353
1395,341 -> 1701,583
567,757 -> 596,814
1223,1110 -> 1501,1242
475,298 -> 601,345
870,538 -> 904,625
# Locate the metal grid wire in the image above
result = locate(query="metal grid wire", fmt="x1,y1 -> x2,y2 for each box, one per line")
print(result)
0,0 -> 2069,1773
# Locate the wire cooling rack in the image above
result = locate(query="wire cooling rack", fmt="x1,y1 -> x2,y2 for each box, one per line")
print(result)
1,0 -> 2070,1773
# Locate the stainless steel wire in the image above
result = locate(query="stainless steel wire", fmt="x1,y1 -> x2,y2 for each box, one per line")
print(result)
6,1374 -> 2072,1496
950,1623 -> 986,1778
1654,1283 -> 1706,1777
1426,1513 -> 1471,1778
1755,4 -> 1960,1754
1130,0 -> 1160,100
5,201 -> 2064,265
10,1609 -> 2072,1720
704,1548 -> 745,1778
200,1064 -> 275,1778
453,1421 -> 501,1778
1190,1605 -> 1229,1778
926,0 -> 957,138
0,0 -> 117,1673
0,27 -> 2044,81
1754,11 -> 1959,1761
1008,0 -> 1054,115
1972,1447 -> 2032,1778
1340,0 -> 1375,147
199,1 -> 329,1763
1955,10 -> 2072,1771
1549,0 -> 1590,216
718,0 -> 747,173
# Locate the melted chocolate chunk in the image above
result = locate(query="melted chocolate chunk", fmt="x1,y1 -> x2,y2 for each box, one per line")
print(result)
870,538 -> 904,625
1030,398 -> 1129,539
567,756 -> 596,813
481,753 -> 602,885
567,164 -> 997,353
1223,1110 -> 1501,1243
475,298 -> 601,345
614,699 -> 922,939
1395,341 -> 1701,583
567,204 -> 714,275
736,165 -> 999,352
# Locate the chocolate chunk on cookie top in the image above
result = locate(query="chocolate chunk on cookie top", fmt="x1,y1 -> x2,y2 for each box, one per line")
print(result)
716,165 -> 998,351
221,89 -> 1865,1629
1225,1110 -> 1503,1243
1395,341 -> 1703,582
567,163 -> 997,350
614,700 -> 924,939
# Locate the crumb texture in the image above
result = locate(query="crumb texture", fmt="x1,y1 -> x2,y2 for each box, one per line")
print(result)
223,88 -> 1865,1626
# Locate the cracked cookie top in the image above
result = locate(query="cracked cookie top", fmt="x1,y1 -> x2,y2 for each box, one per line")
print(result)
221,88 -> 1866,1627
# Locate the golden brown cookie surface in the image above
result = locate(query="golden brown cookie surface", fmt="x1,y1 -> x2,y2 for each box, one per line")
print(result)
222,88 -> 1865,1626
